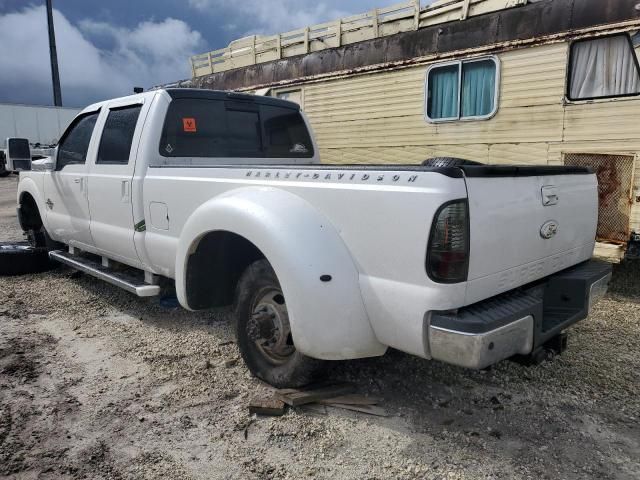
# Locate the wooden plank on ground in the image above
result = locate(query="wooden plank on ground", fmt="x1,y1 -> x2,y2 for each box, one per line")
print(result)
276,382 -> 355,407
325,403 -> 389,417
249,396 -> 286,416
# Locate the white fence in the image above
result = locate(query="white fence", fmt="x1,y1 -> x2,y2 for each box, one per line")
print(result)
190,0 -> 529,78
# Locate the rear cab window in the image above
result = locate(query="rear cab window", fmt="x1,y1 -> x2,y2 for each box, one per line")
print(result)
159,97 -> 313,159
97,105 -> 142,165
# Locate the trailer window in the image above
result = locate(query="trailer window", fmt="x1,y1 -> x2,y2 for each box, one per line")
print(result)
274,89 -> 303,108
97,105 -> 142,165
160,98 -> 313,158
568,34 -> 640,101
426,57 -> 498,122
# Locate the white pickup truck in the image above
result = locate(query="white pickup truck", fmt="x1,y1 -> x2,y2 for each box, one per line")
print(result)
14,88 -> 612,387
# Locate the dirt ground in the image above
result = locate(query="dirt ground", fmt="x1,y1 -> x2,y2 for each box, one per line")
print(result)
0,175 -> 639,480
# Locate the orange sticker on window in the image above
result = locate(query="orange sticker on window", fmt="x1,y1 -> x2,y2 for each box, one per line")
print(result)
183,118 -> 197,132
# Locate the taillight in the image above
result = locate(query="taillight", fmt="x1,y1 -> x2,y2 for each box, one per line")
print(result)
427,199 -> 469,283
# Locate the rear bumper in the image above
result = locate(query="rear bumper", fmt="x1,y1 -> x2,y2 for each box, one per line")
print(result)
426,259 -> 612,369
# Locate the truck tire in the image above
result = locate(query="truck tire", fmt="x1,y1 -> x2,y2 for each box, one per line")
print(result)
0,167 -> 10,177
26,225 -> 61,251
234,259 -> 324,388
422,157 -> 483,168
0,242 -> 51,276
19,198 -> 62,252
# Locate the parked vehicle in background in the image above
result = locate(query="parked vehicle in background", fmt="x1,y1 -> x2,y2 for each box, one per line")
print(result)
14,88 -> 611,387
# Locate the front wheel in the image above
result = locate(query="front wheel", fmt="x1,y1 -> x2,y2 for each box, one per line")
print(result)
234,259 -> 324,388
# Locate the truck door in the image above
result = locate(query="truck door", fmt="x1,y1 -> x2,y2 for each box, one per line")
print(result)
43,110 -> 100,248
87,101 -> 146,266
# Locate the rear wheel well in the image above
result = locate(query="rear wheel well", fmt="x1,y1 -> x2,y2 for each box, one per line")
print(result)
185,231 -> 265,309
18,192 -> 43,231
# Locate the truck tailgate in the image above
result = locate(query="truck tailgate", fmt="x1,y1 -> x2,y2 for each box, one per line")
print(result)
462,166 -> 598,305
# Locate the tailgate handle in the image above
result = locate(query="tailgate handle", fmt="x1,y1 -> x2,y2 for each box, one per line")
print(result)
542,186 -> 558,206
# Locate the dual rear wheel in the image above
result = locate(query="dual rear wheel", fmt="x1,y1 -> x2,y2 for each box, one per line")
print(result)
234,259 -> 323,388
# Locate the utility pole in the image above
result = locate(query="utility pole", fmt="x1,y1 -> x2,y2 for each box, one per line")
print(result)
46,0 -> 63,106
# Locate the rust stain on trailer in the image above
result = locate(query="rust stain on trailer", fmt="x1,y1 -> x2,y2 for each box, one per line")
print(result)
565,153 -> 635,244
596,161 -> 620,208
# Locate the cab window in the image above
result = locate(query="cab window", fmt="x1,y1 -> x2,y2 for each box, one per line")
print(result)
159,98 -> 313,159
57,111 -> 100,170
97,105 -> 142,165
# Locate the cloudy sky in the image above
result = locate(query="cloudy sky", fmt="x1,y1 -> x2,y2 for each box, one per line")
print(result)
0,0 -> 432,108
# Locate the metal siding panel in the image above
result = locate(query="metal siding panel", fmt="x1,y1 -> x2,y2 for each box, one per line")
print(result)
36,108 -> 62,145
304,43 -> 567,152
319,146 -> 435,164
57,109 -> 78,139
0,105 -> 79,145
431,144 -> 489,163
489,142 -> 550,165
563,100 -> 640,142
0,105 -> 17,141
12,106 -> 40,141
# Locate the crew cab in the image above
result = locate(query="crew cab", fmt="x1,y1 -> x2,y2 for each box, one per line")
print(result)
15,88 -> 612,387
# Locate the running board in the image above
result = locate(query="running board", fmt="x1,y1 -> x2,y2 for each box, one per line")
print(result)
49,250 -> 161,297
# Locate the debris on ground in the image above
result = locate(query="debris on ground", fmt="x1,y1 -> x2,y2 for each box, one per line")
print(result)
275,382 -> 355,407
248,396 -> 286,416
250,383 -> 387,417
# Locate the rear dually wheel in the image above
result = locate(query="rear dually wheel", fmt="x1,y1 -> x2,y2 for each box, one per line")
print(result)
234,259 -> 324,388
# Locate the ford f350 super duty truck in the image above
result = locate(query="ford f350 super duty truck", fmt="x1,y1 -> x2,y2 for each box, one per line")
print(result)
14,88 -> 612,387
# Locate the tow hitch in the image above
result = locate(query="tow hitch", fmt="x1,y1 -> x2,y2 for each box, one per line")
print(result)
511,332 -> 569,366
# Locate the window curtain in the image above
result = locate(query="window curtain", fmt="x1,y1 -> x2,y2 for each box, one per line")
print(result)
428,65 -> 459,119
461,60 -> 496,117
570,35 -> 640,99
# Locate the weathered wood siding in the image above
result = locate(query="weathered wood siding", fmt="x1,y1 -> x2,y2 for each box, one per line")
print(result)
298,40 -> 640,233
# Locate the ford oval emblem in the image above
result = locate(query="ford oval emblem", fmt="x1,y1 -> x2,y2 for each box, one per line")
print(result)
540,221 -> 559,239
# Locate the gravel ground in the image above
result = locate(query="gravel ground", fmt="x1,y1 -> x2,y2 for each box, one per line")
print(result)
0,175 -> 639,479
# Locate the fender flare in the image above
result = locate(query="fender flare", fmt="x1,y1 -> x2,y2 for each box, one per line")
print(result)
16,177 -> 47,231
175,186 -> 386,360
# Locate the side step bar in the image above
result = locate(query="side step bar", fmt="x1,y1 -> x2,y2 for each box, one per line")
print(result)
49,250 -> 161,297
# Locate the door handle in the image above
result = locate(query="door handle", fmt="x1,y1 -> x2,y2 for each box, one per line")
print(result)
121,180 -> 131,203
73,177 -> 86,197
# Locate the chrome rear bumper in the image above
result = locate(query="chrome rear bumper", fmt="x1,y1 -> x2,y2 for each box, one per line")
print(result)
429,316 -> 534,369
426,259 -> 612,370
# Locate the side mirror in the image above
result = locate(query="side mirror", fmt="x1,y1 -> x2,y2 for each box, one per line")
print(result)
6,138 -> 31,172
